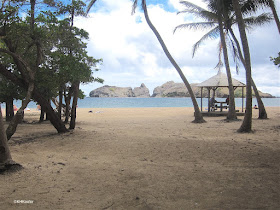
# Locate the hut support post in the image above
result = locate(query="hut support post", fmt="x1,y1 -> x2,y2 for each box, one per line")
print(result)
242,87 -> 244,112
207,88 -> 211,112
201,87 -> 203,112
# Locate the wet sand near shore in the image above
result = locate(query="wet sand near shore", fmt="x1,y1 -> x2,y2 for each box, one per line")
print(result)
1,107 -> 280,209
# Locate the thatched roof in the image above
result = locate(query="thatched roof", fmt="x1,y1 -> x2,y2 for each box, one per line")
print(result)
196,70 -> 246,88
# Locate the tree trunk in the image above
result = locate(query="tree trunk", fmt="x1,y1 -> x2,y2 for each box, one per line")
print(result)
0,63 -> 68,134
232,0 -> 253,133
5,98 -> 14,122
142,1 -> 205,123
58,86 -> 63,119
269,0 -> 280,34
217,1 -> 237,120
251,79 -> 267,119
0,104 -> 22,173
46,99 -> 50,121
64,91 -> 71,124
6,82 -> 34,140
39,107 -> 45,122
32,89 -> 68,133
69,81 -> 80,129
229,28 -> 267,119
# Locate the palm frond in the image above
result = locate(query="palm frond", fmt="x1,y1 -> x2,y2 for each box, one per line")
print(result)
86,0 -> 97,14
229,36 -> 240,74
178,3 -> 217,22
243,13 -> 273,27
242,0 -> 270,14
131,0 -> 138,15
214,40 -> 223,70
199,10 -> 218,22
174,21 -> 217,33
192,26 -> 220,57
179,1 -> 205,12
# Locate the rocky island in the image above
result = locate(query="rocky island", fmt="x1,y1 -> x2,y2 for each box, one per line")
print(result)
89,81 -> 274,98
89,83 -> 150,98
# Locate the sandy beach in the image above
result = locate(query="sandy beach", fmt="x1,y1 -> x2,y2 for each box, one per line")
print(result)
1,107 -> 279,209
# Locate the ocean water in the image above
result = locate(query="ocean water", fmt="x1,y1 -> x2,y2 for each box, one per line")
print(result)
9,97 -> 280,109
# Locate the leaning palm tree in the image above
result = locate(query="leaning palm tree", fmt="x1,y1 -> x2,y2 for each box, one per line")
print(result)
87,0 -> 205,123
232,0 -> 253,132
174,0 -> 271,119
217,0 -> 270,119
131,0 -> 205,123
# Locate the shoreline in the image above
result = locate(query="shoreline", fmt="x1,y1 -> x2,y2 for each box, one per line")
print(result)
1,106 -> 280,209
6,97 -> 280,110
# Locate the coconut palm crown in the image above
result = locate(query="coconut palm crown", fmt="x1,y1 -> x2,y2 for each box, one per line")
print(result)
174,0 -> 273,58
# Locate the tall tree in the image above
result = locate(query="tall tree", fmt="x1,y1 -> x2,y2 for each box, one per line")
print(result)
132,0 -> 205,123
228,27 -> 267,119
141,4 -> 210,122
216,0 -> 237,120
232,0 -> 253,132
175,0 -> 271,119
57,0 -> 102,128
0,0 -> 68,138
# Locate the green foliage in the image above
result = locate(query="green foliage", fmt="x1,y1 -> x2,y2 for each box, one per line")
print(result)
0,76 -> 25,102
270,52 -> 280,67
0,0 -> 103,103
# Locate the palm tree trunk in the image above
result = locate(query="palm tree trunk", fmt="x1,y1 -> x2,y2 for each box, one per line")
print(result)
142,0 -> 205,123
217,1 -> 237,120
232,0 -> 253,132
269,0 -> 280,34
251,79 -> 267,118
229,28 -> 267,119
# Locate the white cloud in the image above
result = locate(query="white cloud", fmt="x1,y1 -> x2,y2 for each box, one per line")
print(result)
78,0 -> 280,97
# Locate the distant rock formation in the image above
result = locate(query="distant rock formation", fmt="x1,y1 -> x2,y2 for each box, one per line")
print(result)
152,81 -> 203,97
132,83 -> 150,97
152,81 -> 189,97
89,83 -> 150,98
152,81 -> 274,98
89,81 -> 274,98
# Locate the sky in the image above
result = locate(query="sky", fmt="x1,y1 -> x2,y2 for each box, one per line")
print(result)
75,0 -> 280,97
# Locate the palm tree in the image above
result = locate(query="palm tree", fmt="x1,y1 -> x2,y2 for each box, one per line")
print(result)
232,0 -> 253,132
249,0 -> 280,34
174,0 -> 271,119
87,0 -> 205,123
216,0 -> 237,120
132,0 -> 205,123
228,27 -> 268,119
